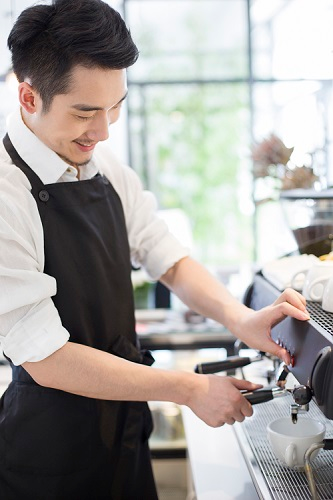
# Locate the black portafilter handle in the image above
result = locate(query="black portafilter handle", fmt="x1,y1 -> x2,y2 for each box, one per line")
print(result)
242,388 -> 275,405
194,356 -> 253,374
323,439 -> 333,450
242,387 -> 287,405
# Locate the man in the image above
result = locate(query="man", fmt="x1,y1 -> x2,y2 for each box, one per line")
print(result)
0,0 -> 309,498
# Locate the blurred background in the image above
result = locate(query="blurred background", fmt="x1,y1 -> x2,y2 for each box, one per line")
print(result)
1,1 -> 333,272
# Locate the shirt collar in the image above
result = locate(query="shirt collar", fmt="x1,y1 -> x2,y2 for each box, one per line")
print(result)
6,107 -> 97,184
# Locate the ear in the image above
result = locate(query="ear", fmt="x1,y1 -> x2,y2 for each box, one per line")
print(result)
18,81 -> 38,114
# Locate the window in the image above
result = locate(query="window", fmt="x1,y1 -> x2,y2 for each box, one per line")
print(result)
123,0 -> 333,264
124,0 -> 253,266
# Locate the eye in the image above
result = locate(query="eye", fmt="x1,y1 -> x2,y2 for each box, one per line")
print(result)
111,101 -> 124,111
76,115 -> 93,121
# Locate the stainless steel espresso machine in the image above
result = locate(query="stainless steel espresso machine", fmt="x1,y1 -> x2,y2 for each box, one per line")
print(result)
194,271 -> 333,499
227,273 -> 333,500
238,272 -> 333,499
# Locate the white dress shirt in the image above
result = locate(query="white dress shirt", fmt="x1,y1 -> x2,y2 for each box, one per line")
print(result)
0,108 -> 189,365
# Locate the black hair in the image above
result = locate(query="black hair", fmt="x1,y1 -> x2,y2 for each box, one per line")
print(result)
7,0 -> 139,111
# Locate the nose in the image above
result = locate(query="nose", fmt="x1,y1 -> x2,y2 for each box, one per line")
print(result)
88,112 -> 110,142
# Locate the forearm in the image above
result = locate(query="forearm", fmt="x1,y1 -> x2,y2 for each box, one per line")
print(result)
23,340 -> 262,427
161,256 -> 309,361
161,256 -> 249,334
22,341 -> 196,405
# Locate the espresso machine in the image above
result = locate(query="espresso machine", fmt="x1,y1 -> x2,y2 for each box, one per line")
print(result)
194,271 -> 333,499
242,272 -> 333,498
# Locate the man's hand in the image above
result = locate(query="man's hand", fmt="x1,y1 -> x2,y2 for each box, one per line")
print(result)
234,288 -> 310,364
162,257 -> 310,364
188,375 -> 262,427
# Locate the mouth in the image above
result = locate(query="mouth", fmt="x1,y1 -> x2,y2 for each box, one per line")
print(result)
73,140 -> 96,153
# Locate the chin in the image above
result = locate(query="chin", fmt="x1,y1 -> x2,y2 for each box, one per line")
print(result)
58,151 -> 92,167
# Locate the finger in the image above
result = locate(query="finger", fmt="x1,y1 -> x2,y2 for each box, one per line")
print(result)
274,288 -> 308,313
264,342 -> 291,365
268,301 -> 310,323
231,378 -> 263,391
225,392 -> 253,420
242,329 -> 292,364
241,400 -> 253,418
225,396 -> 253,423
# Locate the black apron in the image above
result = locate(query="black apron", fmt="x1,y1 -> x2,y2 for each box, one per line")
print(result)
0,135 -> 158,500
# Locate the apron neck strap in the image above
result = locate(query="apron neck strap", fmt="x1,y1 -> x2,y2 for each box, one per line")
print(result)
3,133 -> 45,190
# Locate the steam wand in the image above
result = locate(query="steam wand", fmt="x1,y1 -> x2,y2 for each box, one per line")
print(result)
304,439 -> 333,499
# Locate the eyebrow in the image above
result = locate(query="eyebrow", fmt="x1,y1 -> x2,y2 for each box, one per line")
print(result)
71,91 -> 128,112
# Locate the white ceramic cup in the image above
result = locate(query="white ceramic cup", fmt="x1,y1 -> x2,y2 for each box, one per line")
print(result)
290,269 -> 308,291
267,417 -> 325,469
294,261 -> 333,301
322,275 -> 333,313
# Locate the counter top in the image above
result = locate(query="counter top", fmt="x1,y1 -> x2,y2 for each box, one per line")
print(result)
136,309 -> 236,354
182,406 -> 259,499
181,353 -> 276,499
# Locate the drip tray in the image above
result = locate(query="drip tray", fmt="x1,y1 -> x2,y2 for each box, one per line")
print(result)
234,394 -> 333,499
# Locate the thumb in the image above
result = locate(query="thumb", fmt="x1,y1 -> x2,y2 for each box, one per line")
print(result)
262,338 -> 291,365
231,378 -> 263,392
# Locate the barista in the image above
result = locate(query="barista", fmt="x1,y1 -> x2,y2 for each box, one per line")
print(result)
0,0 -> 310,498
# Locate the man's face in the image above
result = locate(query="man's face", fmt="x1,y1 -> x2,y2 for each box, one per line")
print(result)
27,65 -> 127,167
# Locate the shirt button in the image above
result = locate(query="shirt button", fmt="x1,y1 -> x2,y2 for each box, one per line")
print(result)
39,190 -> 50,202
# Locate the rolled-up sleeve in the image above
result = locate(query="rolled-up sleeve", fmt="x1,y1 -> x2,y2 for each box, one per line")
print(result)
1,300 -> 69,366
0,165 -> 69,365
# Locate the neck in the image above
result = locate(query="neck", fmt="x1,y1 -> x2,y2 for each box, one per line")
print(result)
20,107 -> 81,177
